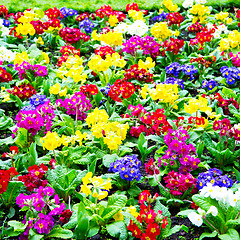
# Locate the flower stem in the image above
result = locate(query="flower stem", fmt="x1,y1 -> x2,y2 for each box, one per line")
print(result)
154,172 -> 167,192
202,216 -> 220,234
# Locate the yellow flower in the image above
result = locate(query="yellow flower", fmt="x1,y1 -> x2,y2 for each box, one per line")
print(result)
59,88 -> 67,97
141,85 -> 149,99
41,51 -> 49,64
82,172 -> 93,185
113,211 -> 124,221
151,22 -> 172,41
40,131 -> 62,151
15,22 -> 36,36
127,206 -> 139,218
184,96 -> 212,115
14,52 -> 29,65
49,83 -> 61,95
81,184 -> 92,196
162,0 -> 178,12
86,108 -> 109,127
36,37 -> 44,45
138,57 -> 155,70
128,10 -> 144,21
109,15 -> 118,27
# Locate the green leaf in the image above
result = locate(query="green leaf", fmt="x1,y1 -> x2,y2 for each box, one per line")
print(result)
46,225 -> 73,239
177,210 -> 195,217
2,181 -> 25,207
8,221 -> 26,232
219,229 -> 240,240
15,128 -> 28,148
106,221 -> 125,238
199,231 -> 218,240
102,194 -> 127,220
73,152 -> 96,165
164,225 -> 188,238
226,218 -> 240,226
102,154 -> 118,168
29,142 -> 38,166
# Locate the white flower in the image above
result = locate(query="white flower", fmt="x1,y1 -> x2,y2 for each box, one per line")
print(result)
207,206 -> 218,216
114,22 -> 129,34
200,183 -> 219,199
127,20 -> 148,36
226,191 -> 240,207
188,212 -> 203,227
214,187 -> 228,201
182,0 -> 194,8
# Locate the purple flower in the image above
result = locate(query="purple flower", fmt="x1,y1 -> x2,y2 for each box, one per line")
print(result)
43,187 -> 55,196
109,155 -> 141,181
34,213 -> 54,234
33,199 -> 45,212
49,203 -> 65,216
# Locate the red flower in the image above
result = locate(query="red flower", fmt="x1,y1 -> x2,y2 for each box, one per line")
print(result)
139,190 -> 150,204
145,222 -> 161,238
9,146 -> 19,154
145,210 -> 157,224
161,216 -> 168,229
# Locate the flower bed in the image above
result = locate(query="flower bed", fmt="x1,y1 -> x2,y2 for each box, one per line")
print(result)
0,0 -> 240,239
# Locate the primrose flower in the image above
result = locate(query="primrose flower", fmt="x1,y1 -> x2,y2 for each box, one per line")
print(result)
40,132 -> 62,151
80,172 -> 112,200
188,212 -> 203,227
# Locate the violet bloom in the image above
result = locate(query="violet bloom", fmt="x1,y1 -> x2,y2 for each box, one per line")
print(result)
49,202 -> 65,216
34,213 -> 54,234
33,198 -> 45,212
43,187 -> 55,196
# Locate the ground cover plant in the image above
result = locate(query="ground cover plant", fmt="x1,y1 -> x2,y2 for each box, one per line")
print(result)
0,0 -> 240,239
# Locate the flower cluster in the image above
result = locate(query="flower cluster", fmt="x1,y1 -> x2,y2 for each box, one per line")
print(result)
189,4 -> 210,23
127,106 -> 172,137
18,164 -> 48,191
220,66 -> 240,85
150,22 -> 173,41
56,91 -> 92,120
59,27 -> 89,44
197,168 -> 233,190
79,18 -> 95,33
15,61 -> 48,80
122,36 -> 160,59
202,79 -> 217,91
0,66 -> 12,83
215,92 -> 239,115
166,62 -> 198,80
79,84 -> 98,98
60,7 -> 78,17
80,172 -> 112,200
92,30 -> 123,46
167,12 -> 183,26
190,55 -> 216,68
184,96 -> 211,114
108,79 -> 135,102
141,83 -> 179,106
163,171 -> 197,196
16,99 -> 55,135
109,155 -> 141,181
159,127 -> 200,173
9,83 -> 36,100
128,190 -> 168,240
200,183 -> 240,208
95,46 -> 115,58
0,168 -> 19,194
161,38 -> 184,55
57,44 -> 80,67
45,7 -> 63,19
16,186 -> 69,238
188,22 -> 204,33
88,52 -> 126,73
124,64 -> 153,83
86,108 -> 129,150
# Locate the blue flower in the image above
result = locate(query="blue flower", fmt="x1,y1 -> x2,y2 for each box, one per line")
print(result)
207,79 -> 217,90
109,155 -> 141,181
30,95 -> 47,107
226,77 -> 235,85
165,62 -> 181,77
3,20 -> 10,27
